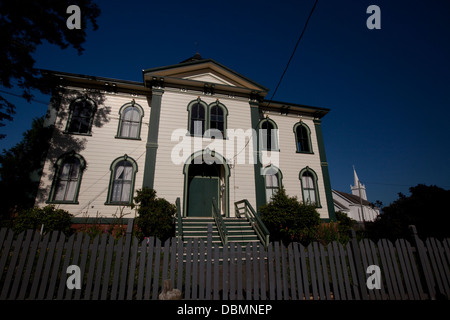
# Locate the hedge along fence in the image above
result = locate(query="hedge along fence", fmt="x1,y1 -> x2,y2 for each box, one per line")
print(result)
0,222 -> 449,300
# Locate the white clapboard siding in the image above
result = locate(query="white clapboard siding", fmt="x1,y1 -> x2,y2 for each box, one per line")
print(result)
36,92 -> 149,218
264,113 -> 330,218
153,90 -> 257,217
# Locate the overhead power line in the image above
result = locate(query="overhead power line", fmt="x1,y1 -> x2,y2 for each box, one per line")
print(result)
268,0 -> 319,103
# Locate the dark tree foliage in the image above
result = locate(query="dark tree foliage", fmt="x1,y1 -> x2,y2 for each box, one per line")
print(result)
366,184 -> 450,240
133,188 -> 176,242
260,186 -> 321,246
0,116 -> 54,223
0,0 -> 100,138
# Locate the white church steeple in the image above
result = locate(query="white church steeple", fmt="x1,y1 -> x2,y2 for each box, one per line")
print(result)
351,166 -> 367,201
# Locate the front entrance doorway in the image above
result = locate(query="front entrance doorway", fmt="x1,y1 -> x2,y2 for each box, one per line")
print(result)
187,161 -> 220,217
183,150 -> 230,218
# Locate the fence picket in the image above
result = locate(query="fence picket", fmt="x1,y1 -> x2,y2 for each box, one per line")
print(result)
18,231 -> 41,300
151,238 -> 162,300
236,244 -> 243,300
9,230 -> 34,300
38,231 -> 59,300
252,243 -> 260,300
92,233 -> 108,300
46,232 -> 66,300
101,235 -> 115,300
245,244 -> 252,300
144,237 -> 155,300
126,237 -> 139,300
136,239 -> 148,300
1,231 -> 25,299
213,244 -> 220,300
84,234 -> 100,300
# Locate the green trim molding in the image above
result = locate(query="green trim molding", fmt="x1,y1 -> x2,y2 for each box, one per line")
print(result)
47,151 -> 86,205
142,88 -> 164,189
105,154 -> 138,205
313,119 -> 336,221
115,100 -> 145,140
299,166 -> 322,208
249,100 -> 266,211
293,121 -> 314,154
182,149 -> 230,218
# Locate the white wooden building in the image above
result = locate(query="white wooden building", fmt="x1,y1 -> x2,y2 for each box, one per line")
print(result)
35,55 -> 336,224
332,168 -> 379,222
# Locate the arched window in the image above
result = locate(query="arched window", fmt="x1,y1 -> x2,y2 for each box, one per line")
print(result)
263,165 -> 283,202
294,122 -> 312,153
188,99 -> 207,136
106,155 -> 138,205
66,98 -> 96,134
48,152 -> 86,204
299,167 -> 321,207
259,118 -> 279,151
117,102 -> 144,139
209,102 -> 228,138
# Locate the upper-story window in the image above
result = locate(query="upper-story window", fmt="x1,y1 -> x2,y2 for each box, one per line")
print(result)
187,99 -> 228,138
188,100 -> 207,136
259,118 -> 279,151
66,98 -> 96,134
293,122 -> 313,153
117,101 -> 144,139
48,152 -> 86,204
209,101 -> 228,138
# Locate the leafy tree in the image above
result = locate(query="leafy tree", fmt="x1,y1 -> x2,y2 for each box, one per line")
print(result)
0,0 -> 100,138
0,116 -> 54,222
260,186 -> 321,246
366,184 -> 450,240
133,188 -> 176,242
13,205 -> 73,235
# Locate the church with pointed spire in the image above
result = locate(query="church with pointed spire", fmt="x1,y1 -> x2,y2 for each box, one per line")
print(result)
332,168 -> 379,222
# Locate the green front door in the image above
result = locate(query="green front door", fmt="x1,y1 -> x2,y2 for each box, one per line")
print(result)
187,177 -> 219,217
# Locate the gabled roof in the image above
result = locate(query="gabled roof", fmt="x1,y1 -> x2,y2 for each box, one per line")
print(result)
142,55 -> 269,97
332,190 -> 372,206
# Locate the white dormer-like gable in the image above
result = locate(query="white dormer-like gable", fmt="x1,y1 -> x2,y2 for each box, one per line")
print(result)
142,55 -> 269,98
183,72 -> 236,86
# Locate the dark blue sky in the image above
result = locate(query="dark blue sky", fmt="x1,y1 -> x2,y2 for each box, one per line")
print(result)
1,0 -> 449,207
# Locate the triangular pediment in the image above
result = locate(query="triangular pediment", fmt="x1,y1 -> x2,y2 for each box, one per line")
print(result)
143,59 -> 268,93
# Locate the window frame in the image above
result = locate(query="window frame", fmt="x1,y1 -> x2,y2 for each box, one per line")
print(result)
105,155 -> 138,205
262,165 -> 283,203
187,98 -> 208,137
293,121 -> 313,154
207,101 -> 228,139
116,101 -> 144,140
47,152 -> 86,204
258,118 -> 279,151
299,166 -> 321,207
65,97 -> 97,135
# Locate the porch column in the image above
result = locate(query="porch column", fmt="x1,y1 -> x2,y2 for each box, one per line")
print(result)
249,100 -> 266,211
142,87 -> 164,189
313,118 -> 336,221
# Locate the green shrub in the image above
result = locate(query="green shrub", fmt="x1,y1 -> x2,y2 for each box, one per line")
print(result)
13,205 -> 73,235
260,186 -> 321,246
133,187 -> 176,242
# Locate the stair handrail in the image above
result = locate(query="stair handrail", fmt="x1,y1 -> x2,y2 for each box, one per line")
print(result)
175,197 -> 183,240
234,199 -> 270,248
212,197 -> 228,245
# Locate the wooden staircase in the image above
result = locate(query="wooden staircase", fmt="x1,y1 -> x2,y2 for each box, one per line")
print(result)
176,217 -> 260,246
